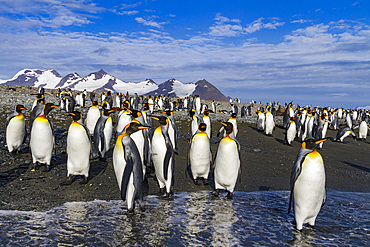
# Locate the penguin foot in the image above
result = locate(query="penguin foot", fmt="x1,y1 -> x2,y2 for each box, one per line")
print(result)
212,189 -> 220,197
203,179 -> 209,185
158,188 -> 166,196
61,177 -> 73,186
138,202 -> 146,212
43,165 -> 50,172
167,192 -> 174,199
79,176 -> 88,185
226,191 -> 233,199
193,178 -> 200,185
127,208 -> 135,214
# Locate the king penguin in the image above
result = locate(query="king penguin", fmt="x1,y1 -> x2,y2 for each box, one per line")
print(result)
163,110 -> 178,152
334,127 -> 357,142
188,123 -> 211,185
113,122 -> 150,212
6,105 -> 26,153
92,107 -> 114,159
190,108 -> 201,136
30,103 -> 57,171
202,109 -> 212,138
151,115 -> 175,197
213,122 -> 240,199
61,111 -> 91,185
265,106 -> 275,136
285,117 -> 297,146
358,117 -> 369,140
85,101 -> 101,135
288,138 -> 328,230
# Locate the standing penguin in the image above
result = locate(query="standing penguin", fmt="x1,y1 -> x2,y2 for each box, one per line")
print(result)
113,122 -> 150,212
256,109 -> 265,132
92,108 -> 114,159
6,105 -> 26,153
288,138 -> 328,230
85,101 -> 101,135
163,110 -> 178,152
61,111 -> 91,185
285,117 -> 297,146
265,106 -> 275,136
358,117 -> 370,140
29,103 -> 57,171
190,109 -> 201,136
213,122 -> 240,199
202,109 -> 212,138
188,123 -> 211,185
151,116 -> 175,197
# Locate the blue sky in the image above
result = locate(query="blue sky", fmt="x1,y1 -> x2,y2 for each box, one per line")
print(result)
0,0 -> 369,108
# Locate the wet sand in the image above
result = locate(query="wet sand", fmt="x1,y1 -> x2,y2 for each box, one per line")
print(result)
0,86 -> 369,211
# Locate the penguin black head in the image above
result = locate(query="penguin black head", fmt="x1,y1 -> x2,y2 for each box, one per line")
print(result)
231,113 -> 237,118
31,93 -> 44,99
190,109 -> 196,116
143,103 -> 150,110
162,110 -> 173,116
102,108 -> 114,116
68,111 -> 82,122
151,116 -> 168,125
204,110 -> 210,116
92,101 -> 98,106
199,123 -> 207,132
220,121 -> 233,135
124,121 -> 150,136
128,109 -> 142,118
15,105 -> 26,113
302,138 -> 328,150
43,103 -> 57,115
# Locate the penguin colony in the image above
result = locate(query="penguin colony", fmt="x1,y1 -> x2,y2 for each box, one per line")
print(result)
4,88 -> 370,230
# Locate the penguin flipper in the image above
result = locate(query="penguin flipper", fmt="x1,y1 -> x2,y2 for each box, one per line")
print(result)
163,143 -> 172,180
5,112 -> 17,129
121,156 -> 134,202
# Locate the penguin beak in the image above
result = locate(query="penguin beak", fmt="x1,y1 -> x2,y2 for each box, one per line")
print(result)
151,116 -> 159,121
69,112 -> 75,116
108,110 -> 115,114
315,139 -> 328,144
220,122 -> 227,126
51,105 -> 57,108
138,126 -> 150,130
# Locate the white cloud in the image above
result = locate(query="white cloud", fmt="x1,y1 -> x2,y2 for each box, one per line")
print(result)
135,16 -> 167,29
209,15 -> 284,37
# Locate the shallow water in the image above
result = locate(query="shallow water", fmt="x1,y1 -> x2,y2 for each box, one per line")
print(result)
0,190 -> 368,246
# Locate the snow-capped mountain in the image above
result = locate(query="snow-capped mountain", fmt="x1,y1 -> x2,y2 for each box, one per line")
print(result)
3,69 -> 62,88
145,78 -> 196,98
55,72 -> 82,89
0,69 -> 228,100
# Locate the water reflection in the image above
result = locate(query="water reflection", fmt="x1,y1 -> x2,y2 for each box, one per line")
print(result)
0,191 -> 368,246
211,198 -> 240,246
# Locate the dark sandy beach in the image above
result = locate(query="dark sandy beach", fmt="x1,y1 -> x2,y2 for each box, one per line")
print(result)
0,86 -> 369,211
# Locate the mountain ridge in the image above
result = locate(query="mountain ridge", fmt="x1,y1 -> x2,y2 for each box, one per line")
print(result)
1,69 -> 228,101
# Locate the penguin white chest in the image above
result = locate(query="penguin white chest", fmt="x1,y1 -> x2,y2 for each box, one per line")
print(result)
189,133 -> 210,178
214,138 -> 240,192
30,118 -> 54,164
86,107 -> 100,135
67,123 -> 90,176
6,115 -> 25,152
294,151 -> 325,229
103,117 -> 113,149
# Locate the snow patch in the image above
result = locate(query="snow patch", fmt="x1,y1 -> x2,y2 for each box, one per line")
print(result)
172,80 -> 196,98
